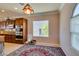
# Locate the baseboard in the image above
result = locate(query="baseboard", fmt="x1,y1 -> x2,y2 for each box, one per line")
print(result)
35,42 -> 60,47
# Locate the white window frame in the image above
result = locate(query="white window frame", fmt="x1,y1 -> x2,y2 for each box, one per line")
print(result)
33,20 -> 49,37
72,4 -> 79,17
70,4 -> 79,51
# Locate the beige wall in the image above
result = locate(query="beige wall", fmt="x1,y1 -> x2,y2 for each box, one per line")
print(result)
60,3 -> 79,56
27,11 -> 60,46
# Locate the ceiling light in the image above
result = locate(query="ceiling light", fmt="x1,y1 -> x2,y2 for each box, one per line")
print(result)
23,4 -> 34,14
1,10 -> 5,12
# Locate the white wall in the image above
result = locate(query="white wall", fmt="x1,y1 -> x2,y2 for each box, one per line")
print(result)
60,3 -> 79,56
27,11 -> 60,46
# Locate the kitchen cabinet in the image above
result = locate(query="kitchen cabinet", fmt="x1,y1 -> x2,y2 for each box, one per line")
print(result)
5,35 -> 15,43
0,18 -> 28,44
15,18 -> 28,44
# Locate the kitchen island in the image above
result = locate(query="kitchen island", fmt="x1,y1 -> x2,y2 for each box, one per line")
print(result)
0,30 -> 16,43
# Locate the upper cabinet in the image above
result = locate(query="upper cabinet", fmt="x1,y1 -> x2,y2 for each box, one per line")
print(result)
7,20 -> 15,25
15,18 -> 23,25
0,21 -> 6,30
6,20 -> 15,29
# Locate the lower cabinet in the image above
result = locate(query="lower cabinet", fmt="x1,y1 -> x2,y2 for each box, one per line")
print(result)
5,35 -> 24,44
5,35 -> 16,43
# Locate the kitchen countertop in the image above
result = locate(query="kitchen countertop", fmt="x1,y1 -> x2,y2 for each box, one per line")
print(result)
0,31 -> 15,35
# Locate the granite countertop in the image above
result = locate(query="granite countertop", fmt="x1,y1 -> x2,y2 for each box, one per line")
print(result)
0,30 -> 15,35
0,32 -> 15,35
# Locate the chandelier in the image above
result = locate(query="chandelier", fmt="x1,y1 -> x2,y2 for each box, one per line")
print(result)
23,4 -> 34,14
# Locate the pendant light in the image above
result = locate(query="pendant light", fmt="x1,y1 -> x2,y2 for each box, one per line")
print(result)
23,4 -> 34,14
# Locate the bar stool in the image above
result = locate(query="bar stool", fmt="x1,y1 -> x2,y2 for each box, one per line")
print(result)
0,36 -> 5,56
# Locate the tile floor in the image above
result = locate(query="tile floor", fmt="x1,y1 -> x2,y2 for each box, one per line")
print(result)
4,42 -> 59,55
4,43 -> 23,55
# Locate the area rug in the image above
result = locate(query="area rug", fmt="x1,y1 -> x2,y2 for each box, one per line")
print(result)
7,45 -> 66,56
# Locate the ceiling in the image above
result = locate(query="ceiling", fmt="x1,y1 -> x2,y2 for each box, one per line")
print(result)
0,3 -> 62,19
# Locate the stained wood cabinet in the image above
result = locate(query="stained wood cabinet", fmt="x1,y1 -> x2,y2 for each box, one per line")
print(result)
0,18 -> 28,44
15,18 -> 27,44
5,35 -> 16,43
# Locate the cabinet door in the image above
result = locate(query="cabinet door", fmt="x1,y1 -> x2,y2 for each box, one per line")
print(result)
5,35 -> 11,42
15,18 -> 23,25
0,21 -> 6,30
5,35 -> 15,43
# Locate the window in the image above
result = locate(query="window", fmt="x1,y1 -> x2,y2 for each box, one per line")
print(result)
33,20 -> 48,37
70,4 -> 79,51
73,4 -> 79,17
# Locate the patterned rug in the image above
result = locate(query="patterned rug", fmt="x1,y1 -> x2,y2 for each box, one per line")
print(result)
7,45 -> 66,56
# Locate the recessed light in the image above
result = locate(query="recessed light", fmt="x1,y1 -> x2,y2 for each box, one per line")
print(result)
1,10 -> 5,12
14,7 -> 18,10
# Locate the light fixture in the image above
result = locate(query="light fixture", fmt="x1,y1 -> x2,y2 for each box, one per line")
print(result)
23,4 -> 34,14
